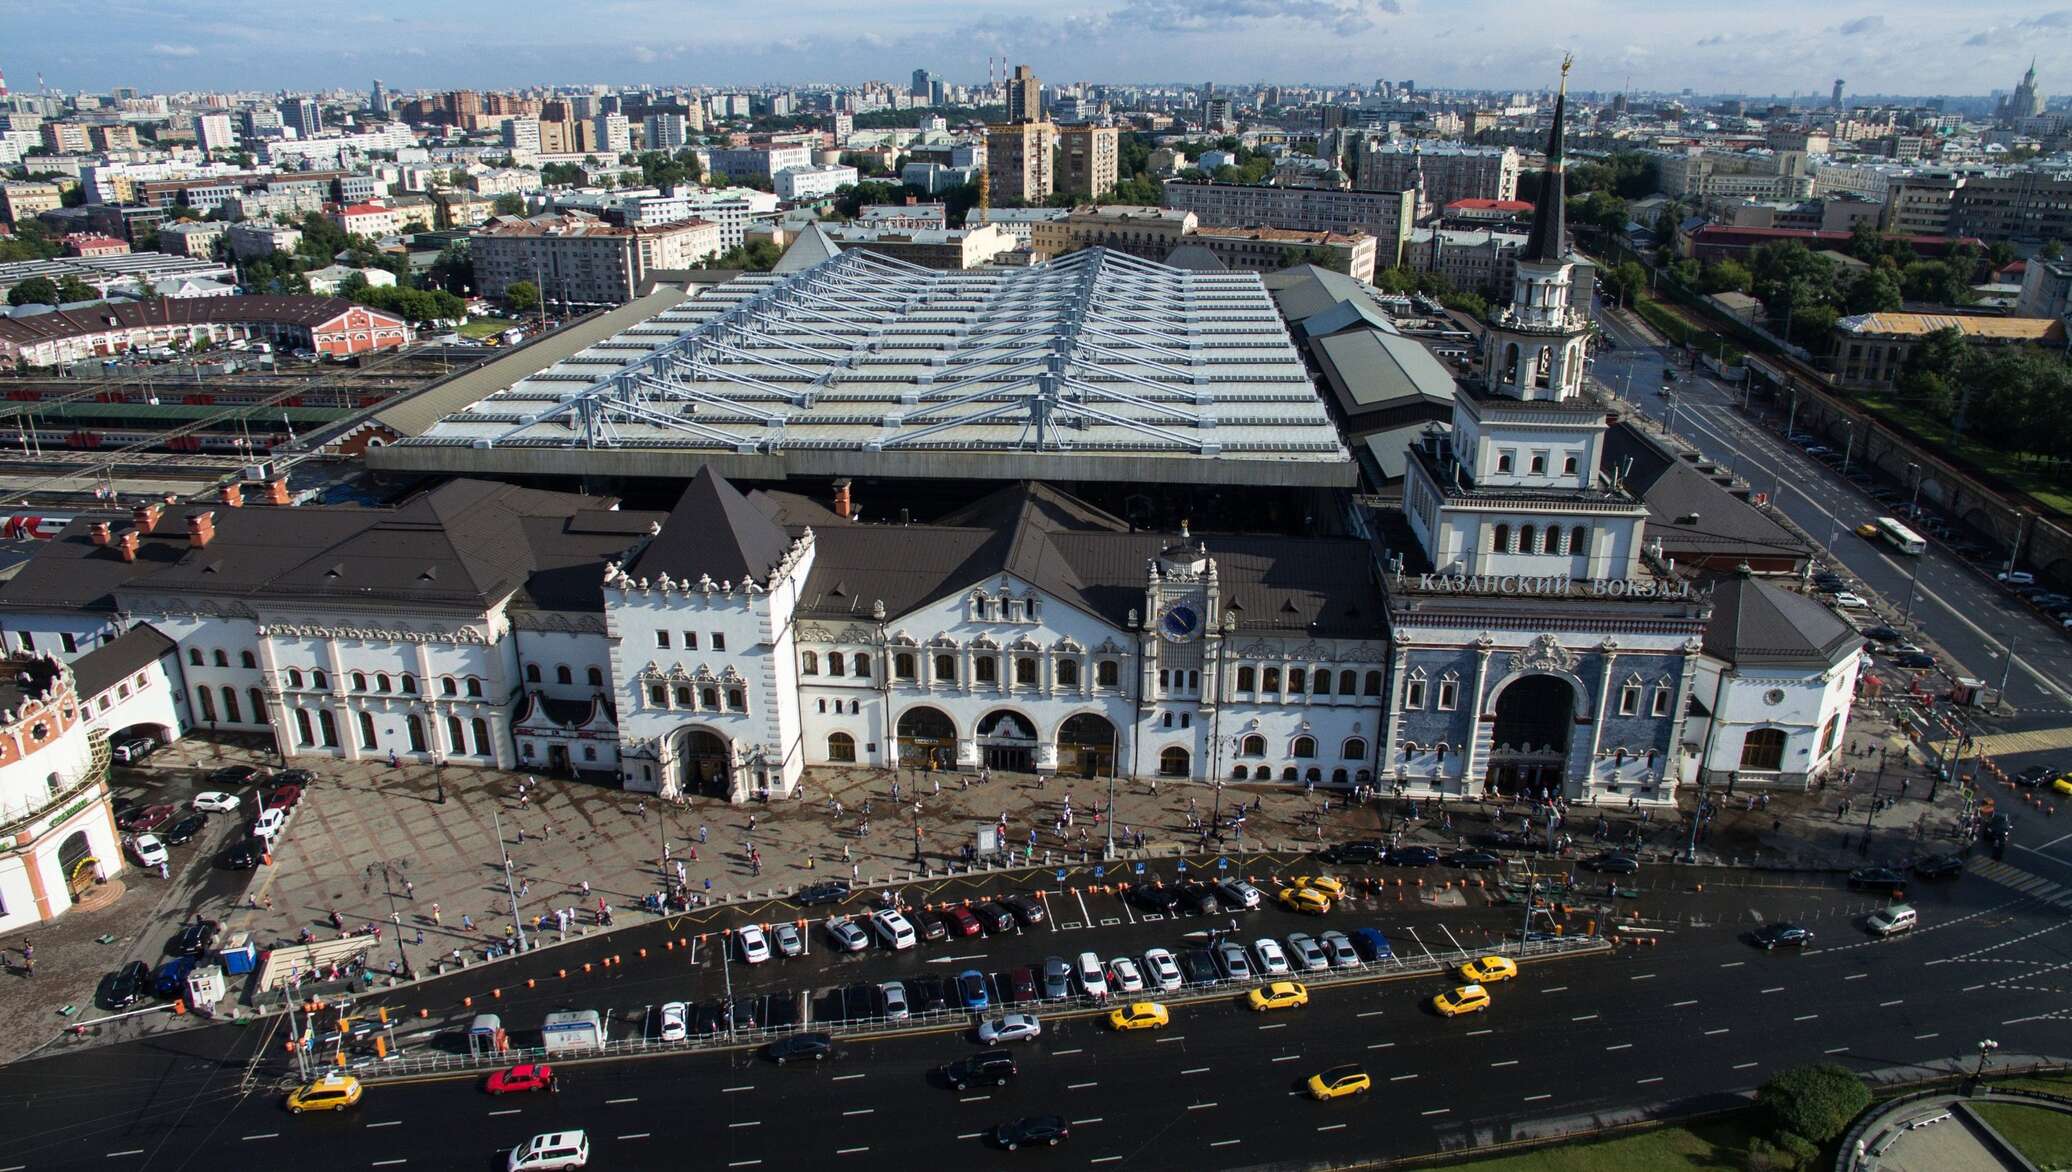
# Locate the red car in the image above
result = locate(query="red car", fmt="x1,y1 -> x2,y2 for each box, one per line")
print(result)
118,803 -> 176,833
943,905 -> 983,937
484,1063 -> 555,1094
265,784 -> 302,812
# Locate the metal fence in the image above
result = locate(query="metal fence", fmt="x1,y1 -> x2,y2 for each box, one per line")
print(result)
323,932 -> 1610,1086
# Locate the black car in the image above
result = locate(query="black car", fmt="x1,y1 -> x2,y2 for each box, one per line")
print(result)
1812,574 -> 1848,592
1848,867 -> 1907,895
1582,853 -> 1640,875
765,1032 -> 833,1064
1177,883 -> 1221,915
1861,626 -> 1902,644
1893,652 -> 1937,670
793,880 -> 853,907
2014,765 -> 2053,788
267,768 -> 316,788
996,1115 -> 1069,1150
1002,893 -> 1045,926
915,910 -> 950,944
206,765 -> 262,788
1912,854 -> 1965,880
1445,849 -> 1504,870
1321,840 -> 1385,865
1130,885 -> 1181,913
103,960 -> 150,1009
216,836 -> 267,870
173,919 -> 220,958
161,813 -> 207,846
1386,846 -> 1440,867
1178,949 -> 1221,986
1752,923 -> 1813,950
910,975 -> 950,1013
973,901 -> 1016,934
944,1049 -> 1017,1090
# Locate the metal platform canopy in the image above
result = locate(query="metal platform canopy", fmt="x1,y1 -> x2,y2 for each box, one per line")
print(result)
371,246 -> 1354,487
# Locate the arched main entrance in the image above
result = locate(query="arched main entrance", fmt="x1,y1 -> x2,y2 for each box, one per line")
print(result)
1056,713 -> 1117,779
676,728 -> 731,798
975,709 -> 1037,773
896,706 -> 957,772
1485,674 -> 1577,797
58,830 -> 95,901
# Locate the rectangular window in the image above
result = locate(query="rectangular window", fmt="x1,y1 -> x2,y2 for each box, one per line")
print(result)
1619,685 -> 1641,716
655,631 -> 671,649
1405,681 -> 1426,709
1652,688 -> 1672,717
975,656 -> 998,684
683,631 -> 698,650
649,684 -> 666,706
711,632 -> 725,651
61,632 -> 77,653
1437,679 -> 1458,710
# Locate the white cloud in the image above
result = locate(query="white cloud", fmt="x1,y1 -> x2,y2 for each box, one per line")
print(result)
150,42 -> 199,58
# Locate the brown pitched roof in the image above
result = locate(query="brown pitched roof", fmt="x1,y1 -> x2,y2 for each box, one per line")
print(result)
0,296 -> 399,347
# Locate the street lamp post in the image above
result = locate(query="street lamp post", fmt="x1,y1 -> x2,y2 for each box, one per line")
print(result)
1905,462 -> 1922,518
1971,1038 -> 2000,1091
366,859 -> 412,978
1901,551 -> 1926,623
911,800 -> 923,866
1210,778 -> 1226,844
1686,778 -> 1707,863
490,807 -> 527,953
1839,423 -> 1855,475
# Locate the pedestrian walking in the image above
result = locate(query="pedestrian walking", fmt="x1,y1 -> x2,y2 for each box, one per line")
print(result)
698,825 -> 708,844
403,880 -> 414,901
462,913 -> 475,932
21,942 -> 32,976
851,862 -> 860,881
431,902 -> 442,926
387,748 -> 398,768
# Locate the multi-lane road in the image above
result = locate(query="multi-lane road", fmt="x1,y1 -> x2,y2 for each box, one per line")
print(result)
5,851 -> 2071,1171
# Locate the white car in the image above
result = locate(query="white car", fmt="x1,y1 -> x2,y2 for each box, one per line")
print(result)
772,922 -> 803,958
508,1130 -> 589,1171
977,1013 -> 1043,1044
1142,948 -> 1183,992
1075,951 -> 1109,999
826,917 -> 868,952
1108,956 -> 1145,994
1251,938 -> 1290,976
1224,881 -> 1264,909
870,908 -> 916,950
1285,932 -> 1328,972
251,807 -> 286,840
1832,592 -> 1871,609
192,792 -> 240,813
659,1001 -> 688,1042
737,924 -> 771,964
128,834 -> 169,868
112,737 -> 155,765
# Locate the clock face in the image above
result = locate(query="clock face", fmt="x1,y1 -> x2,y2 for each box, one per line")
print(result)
1160,602 -> 1201,642
1763,689 -> 1786,707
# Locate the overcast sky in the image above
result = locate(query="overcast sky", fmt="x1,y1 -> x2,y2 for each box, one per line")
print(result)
7,0 -> 2067,98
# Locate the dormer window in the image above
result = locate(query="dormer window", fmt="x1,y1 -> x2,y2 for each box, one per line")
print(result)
1496,451 -> 1513,474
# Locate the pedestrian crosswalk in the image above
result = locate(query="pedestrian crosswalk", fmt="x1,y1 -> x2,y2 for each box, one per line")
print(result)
1968,857 -> 2072,912
1971,725 -> 2072,757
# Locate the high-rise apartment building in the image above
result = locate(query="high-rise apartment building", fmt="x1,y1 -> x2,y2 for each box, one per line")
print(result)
192,114 -> 238,154
1007,65 -> 1042,123
279,97 -> 322,138
1204,97 -> 1234,131
1355,142 -> 1519,209
371,79 -> 390,117
39,122 -> 90,154
503,117 -> 543,155
644,113 -> 689,151
911,69 -> 933,99
594,113 -> 631,155
471,212 -> 722,305
987,120 -> 1057,204
1161,179 -> 1415,267
1058,124 -> 1119,199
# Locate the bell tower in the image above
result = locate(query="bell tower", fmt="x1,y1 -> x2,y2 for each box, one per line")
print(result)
1483,53 -> 1589,404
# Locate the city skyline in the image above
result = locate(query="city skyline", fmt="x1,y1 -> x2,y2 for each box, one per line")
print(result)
6,0 -> 2069,98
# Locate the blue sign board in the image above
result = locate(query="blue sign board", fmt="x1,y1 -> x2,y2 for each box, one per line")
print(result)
1055,869 -> 1068,882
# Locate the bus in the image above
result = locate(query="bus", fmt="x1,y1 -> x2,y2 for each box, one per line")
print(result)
1873,516 -> 1927,555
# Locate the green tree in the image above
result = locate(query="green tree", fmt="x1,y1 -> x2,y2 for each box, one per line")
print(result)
539,162 -> 584,187
427,244 -> 475,296
1899,259 -> 1972,305
710,240 -> 782,271
1757,1064 -> 1870,1148
503,280 -> 541,312
1696,260 -> 1752,295
492,193 -> 527,216
6,276 -> 60,306
831,180 -> 907,219
54,276 -> 97,304
1599,260 -> 1648,305
0,221 -> 62,262
1841,267 -> 1903,314
2043,238 -> 2065,260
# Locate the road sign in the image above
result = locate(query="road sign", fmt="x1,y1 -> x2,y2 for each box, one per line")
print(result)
1055,869 -> 1067,882
1177,861 -> 1188,873
1217,858 -> 1229,870
1094,866 -> 1105,878
1134,863 -> 1145,874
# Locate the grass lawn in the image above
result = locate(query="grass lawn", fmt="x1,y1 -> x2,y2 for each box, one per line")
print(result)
1994,1073 -> 2072,1097
1632,294 -> 1747,366
1972,1103 -> 2072,1170
457,317 -> 508,339
1453,1114 -> 1760,1171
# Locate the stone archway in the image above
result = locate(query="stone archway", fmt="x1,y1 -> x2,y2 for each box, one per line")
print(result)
674,727 -> 732,799
1056,712 -> 1117,780
976,709 -> 1038,774
896,706 -> 957,772
58,830 -> 95,901
1485,673 -> 1578,797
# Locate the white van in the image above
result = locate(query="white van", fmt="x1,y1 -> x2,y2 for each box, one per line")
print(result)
1868,904 -> 1917,936
871,908 -> 916,950
508,1130 -> 588,1170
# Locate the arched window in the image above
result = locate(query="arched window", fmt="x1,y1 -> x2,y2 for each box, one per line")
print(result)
1159,746 -> 1191,777
555,665 -> 572,685
674,685 -> 692,708
828,652 -> 846,677
1056,660 -> 1079,688
351,671 -> 367,692
357,709 -> 377,750
1288,668 -> 1306,693
189,648 -> 203,667
1237,666 -> 1256,692
1342,737 -> 1367,760
587,666 -> 604,687
703,687 -> 720,709
1571,525 -> 1589,555
471,717 -> 490,756
240,650 -> 257,669
827,732 -> 857,763
525,664 -> 541,683
196,686 -> 216,721
376,673 -> 392,693
318,708 -> 339,747
213,649 -> 228,667
1292,736 -> 1316,758
1520,524 -> 1537,553
1282,766 -> 1299,781
1739,728 -> 1787,771
1233,765 -> 1248,779
220,686 -> 240,723
935,654 -> 956,681
249,687 -> 267,725
726,687 -> 745,710
1313,670 -> 1332,696
288,668 -> 305,689
1096,660 -> 1118,687
313,670 -> 328,690
401,674 -> 417,694
1364,671 -> 1383,696
1162,712 -> 1174,729
892,652 -> 914,680
1262,667 -> 1281,692
295,708 -> 314,747
853,657 -> 870,681
1492,524 -> 1510,553
465,676 -> 482,698
1306,767 -> 1323,783
801,651 -> 819,675
407,714 -> 427,753
1240,734 -> 1266,757
1339,670 -> 1357,695
447,714 -> 465,753
849,699 -> 860,715
441,676 -> 458,696
1503,342 -> 1520,382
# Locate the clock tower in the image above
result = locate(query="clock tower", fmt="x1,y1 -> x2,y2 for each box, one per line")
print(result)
1141,523 -> 1220,723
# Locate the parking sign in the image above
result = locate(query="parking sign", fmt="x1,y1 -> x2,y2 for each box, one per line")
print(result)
1134,863 -> 1145,874
1177,861 -> 1188,873
1094,866 -> 1105,878
1218,857 -> 1230,870
1055,868 -> 1068,882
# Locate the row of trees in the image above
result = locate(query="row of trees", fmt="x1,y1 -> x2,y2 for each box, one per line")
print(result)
1895,326 -> 2072,464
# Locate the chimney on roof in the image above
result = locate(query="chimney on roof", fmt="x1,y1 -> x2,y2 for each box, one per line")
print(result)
132,501 -> 162,533
89,521 -> 113,546
257,476 -> 291,507
187,510 -> 215,549
832,479 -> 855,521
116,528 -> 140,563
218,483 -> 244,508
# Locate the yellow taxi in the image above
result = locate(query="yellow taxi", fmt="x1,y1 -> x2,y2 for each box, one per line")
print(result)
1432,984 -> 1492,1017
1460,955 -> 1519,984
285,1073 -> 363,1114
1306,1064 -> 1372,1101
1278,887 -> 1332,915
1291,875 -> 1348,900
1107,1001 -> 1171,1031
2053,775 -> 2072,797
1247,980 -> 1310,1012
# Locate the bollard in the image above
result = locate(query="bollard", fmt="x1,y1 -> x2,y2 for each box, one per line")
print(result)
419,1008 -> 429,1018
640,948 -> 648,959
583,963 -> 593,973
614,955 -> 622,965
527,978 -> 536,989
463,996 -> 473,1008
492,988 -> 501,999
558,968 -> 567,979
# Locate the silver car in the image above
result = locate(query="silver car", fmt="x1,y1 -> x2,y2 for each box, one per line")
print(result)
880,981 -> 910,1021
826,917 -> 868,952
1041,955 -> 1073,999
772,922 -> 803,958
1142,948 -> 1183,991
1214,940 -> 1252,981
1251,938 -> 1290,976
1319,930 -> 1360,969
1285,932 -> 1328,972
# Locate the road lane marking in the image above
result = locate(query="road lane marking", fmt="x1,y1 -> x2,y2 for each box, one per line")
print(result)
1638,1077 -> 1664,1085
836,1146 -> 869,1155
723,1085 -> 755,1093
1054,1048 -> 1084,1056
1466,1028 -> 1493,1036
606,1097 -> 638,1104
488,1108 -> 522,1116
1369,1041 -> 1396,1049
1793,1014 -> 1819,1022
1572,1013 -> 1599,1021
372,1163 -> 407,1169
1422,1108 -> 1451,1116
1358,1010 -> 1386,1017
1630,973 -> 1656,981
242,1134 -> 279,1140
955,1133 -> 983,1140
1964,985 -> 1987,992
1271,1055 -> 1301,1063
960,1094 -> 992,1102
618,1133 -> 650,1140
1092,1158 -> 1124,1165
1734,1062 -> 1760,1070
1825,1047 -> 1851,1054
1706,1028 -> 1731,1036
1761,987 -> 1785,994
1721,961 -> 1745,968
1916,1032 -> 1941,1040
1071,1117 -> 1104,1125
1672,999 -> 1698,1007
729,1121 -> 761,1129
1069,1080 -> 1099,1089
1491,1060 -> 1520,1067
1259,1022 -> 1287,1030
1542,985 -> 1568,993
1210,1139 -> 1241,1147
1318,1123 -> 1347,1132
1844,974 -> 1868,981
1188,1102 -> 1219,1110
1881,1000 -> 1905,1007
728,1162 -> 763,1169
1155,1036 -> 1186,1044
843,1108 -> 874,1116
1606,1043 -> 1633,1051
832,1073 -> 867,1081
1524,1094 -> 1552,1102
1182,1067 -> 1211,1075
1390,1074 -> 1419,1082
366,1121 -> 402,1129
